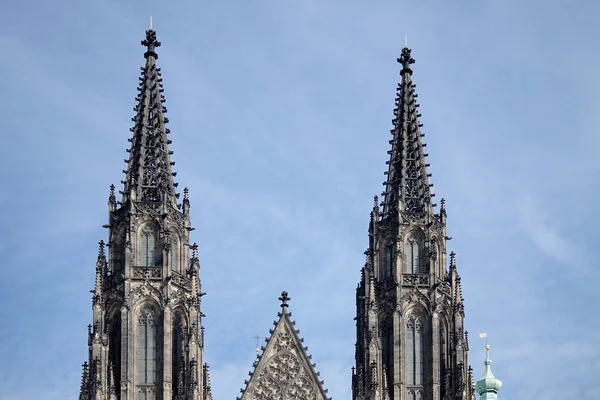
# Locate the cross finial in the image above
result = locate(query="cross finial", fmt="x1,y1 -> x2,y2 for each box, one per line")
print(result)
398,47 -> 415,75
141,27 -> 161,59
253,334 -> 262,356
479,333 -> 490,358
279,291 -> 291,309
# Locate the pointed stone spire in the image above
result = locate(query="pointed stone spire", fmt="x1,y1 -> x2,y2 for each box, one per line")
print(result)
203,363 -> 213,400
382,46 -> 434,218
78,362 -> 90,400
108,361 -> 118,400
93,241 -> 106,304
121,28 -> 179,206
190,243 -> 200,303
475,345 -> 502,399
108,184 -> 116,211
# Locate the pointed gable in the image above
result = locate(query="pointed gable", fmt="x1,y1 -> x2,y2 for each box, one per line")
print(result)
239,292 -> 331,400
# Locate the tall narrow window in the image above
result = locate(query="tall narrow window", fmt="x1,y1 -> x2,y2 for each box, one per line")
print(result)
172,313 -> 184,394
140,226 -> 157,267
137,308 -> 157,399
108,314 -> 121,393
440,324 -> 447,399
405,235 -> 420,273
406,317 -> 424,386
171,241 -> 178,273
382,245 -> 393,279
381,327 -> 394,390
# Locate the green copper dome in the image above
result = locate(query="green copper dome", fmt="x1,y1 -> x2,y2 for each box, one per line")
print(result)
475,346 -> 502,399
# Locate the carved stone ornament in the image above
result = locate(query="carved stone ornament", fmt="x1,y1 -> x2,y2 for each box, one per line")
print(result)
287,376 -> 317,400
134,202 -> 162,216
168,206 -> 186,225
274,328 -> 294,352
253,376 -> 282,400
268,353 -> 301,382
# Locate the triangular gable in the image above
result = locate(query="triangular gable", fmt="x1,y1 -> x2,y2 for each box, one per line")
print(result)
238,292 -> 331,400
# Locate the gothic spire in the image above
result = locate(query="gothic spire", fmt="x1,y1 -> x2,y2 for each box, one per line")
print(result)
382,47 -> 434,218
121,28 -> 179,207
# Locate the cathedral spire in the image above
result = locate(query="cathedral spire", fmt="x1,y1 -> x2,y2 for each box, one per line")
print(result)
121,28 -> 179,206
382,47 -> 434,218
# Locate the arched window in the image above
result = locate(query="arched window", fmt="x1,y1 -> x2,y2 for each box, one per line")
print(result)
382,245 -> 394,279
381,326 -> 394,390
172,312 -> 185,394
405,235 -> 420,274
171,240 -> 178,273
406,316 -> 423,386
108,313 -> 121,393
136,307 -> 157,398
140,226 -> 157,267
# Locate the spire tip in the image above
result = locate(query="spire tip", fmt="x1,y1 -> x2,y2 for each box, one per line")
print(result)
279,291 -> 291,309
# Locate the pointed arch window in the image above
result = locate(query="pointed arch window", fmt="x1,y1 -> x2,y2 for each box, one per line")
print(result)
406,316 -> 423,386
381,325 -> 394,390
172,312 -> 185,394
108,313 -> 121,394
136,307 -> 157,397
382,244 -> 394,279
171,240 -> 179,273
140,226 -> 157,267
405,235 -> 421,274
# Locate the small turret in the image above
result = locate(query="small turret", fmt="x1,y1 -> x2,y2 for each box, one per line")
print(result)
475,344 -> 502,400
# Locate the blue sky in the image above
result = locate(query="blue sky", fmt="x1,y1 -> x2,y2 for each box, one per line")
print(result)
1,0 -> 599,398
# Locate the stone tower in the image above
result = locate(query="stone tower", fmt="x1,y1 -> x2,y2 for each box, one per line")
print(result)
352,48 -> 474,400
77,29 -> 211,400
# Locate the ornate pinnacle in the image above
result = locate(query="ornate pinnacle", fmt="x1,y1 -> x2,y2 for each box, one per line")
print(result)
108,361 -> 117,395
79,362 -> 90,400
398,47 -> 415,75
449,251 -> 456,268
440,198 -> 446,214
184,187 -> 189,202
191,243 -> 199,263
108,184 -> 116,205
142,29 -> 161,59
279,291 -> 291,310
97,240 -> 106,263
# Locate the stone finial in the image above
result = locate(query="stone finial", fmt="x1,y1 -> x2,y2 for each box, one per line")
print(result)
398,47 -> 415,74
450,251 -> 456,268
97,240 -> 106,261
141,28 -> 161,59
279,291 -> 291,310
108,184 -> 116,205
191,243 -> 199,261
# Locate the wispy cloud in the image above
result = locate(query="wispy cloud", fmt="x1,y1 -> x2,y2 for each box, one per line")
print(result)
1,1 -> 600,400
